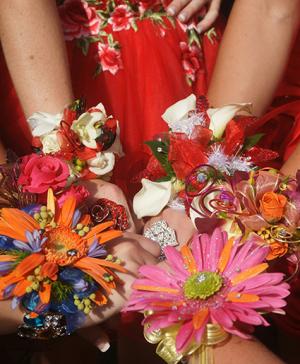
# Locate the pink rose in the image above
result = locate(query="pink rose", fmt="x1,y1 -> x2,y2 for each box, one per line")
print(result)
97,43 -> 123,75
180,42 -> 202,82
57,185 -> 90,207
59,0 -> 101,40
18,154 -> 69,194
108,5 -> 134,32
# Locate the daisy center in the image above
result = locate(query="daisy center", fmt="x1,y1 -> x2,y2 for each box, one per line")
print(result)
183,272 -> 223,300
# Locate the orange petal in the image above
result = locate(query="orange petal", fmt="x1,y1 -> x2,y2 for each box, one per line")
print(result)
39,283 -> 51,304
85,221 -> 115,243
57,196 -> 76,228
132,284 -> 180,295
227,292 -> 260,303
192,308 -> 209,330
180,245 -> 197,274
87,229 -> 122,246
74,262 -> 112,293
13,279 -> 31,297
0,255 -> 16,262
0,209 -> 39,241
15,253 -> 45,277
40,262 -> 58,280
80,256 -> 127,273
218,237 -> 234,273
91,290 -> 108,306
80,214 -> 91,226
231,263 -> 268,285
47,189 -> 56,216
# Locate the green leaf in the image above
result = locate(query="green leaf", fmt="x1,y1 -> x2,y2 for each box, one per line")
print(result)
131,19 -> 138,32
76,38 -> 90,56
9,250 -> 31,266
145,140 -> 175,178
243,133 -> 265,150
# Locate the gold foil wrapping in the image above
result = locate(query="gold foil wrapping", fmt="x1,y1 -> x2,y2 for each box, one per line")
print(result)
144,322 -> 229,364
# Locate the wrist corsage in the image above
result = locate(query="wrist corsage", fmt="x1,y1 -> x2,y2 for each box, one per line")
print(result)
133,94 -> 278,219
27,100 -> 123,181
0,189 -> 125,339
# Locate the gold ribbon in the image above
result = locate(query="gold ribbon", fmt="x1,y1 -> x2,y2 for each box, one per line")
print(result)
144,321 -> 229,364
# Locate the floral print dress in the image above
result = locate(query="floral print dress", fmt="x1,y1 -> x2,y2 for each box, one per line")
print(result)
58,0 -> 222,193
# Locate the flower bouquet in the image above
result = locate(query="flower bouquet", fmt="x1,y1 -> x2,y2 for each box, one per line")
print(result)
133,94 -> 278,219
124,228 -> 290,363
27,99 -> 123,180
0,189 -> 125,338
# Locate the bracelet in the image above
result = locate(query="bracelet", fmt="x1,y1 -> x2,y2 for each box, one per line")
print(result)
18,312 -> 68,340
90,198 -> 129,231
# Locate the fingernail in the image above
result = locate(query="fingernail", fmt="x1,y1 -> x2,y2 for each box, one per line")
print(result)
178,13 -> 186,22
97,342 -> 110,352
167,7 -> 175,16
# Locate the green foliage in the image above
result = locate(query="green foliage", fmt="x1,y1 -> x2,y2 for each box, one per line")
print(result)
52,281 -> 73,302
243,133 -> 265,150
9,250 -> 31,266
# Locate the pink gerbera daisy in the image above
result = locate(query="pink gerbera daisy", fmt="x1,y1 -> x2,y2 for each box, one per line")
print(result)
125,228 -> 290,352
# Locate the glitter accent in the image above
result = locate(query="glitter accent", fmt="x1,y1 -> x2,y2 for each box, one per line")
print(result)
168,112 -> 206,138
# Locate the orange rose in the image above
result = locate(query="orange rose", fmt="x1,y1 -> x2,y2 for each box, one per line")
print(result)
266,242 -> 288,261
259,192 -> 287,222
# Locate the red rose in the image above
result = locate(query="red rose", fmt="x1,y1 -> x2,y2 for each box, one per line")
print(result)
168,136 -> 207,180
97,43 -> 123,75
18,154 -> 70,194
108,5 -> 134,31
59,0 -> 101,40
180,42 -> 203,82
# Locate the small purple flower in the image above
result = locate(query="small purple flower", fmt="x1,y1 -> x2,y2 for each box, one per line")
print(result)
13,230 -> 47,252
88,239 -> 107,258
72,209 -> 81,228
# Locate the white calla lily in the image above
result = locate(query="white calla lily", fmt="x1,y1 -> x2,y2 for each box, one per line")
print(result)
207,103 -> 252,139
162,94 -> 196,127
27,112 -> 62,137
87,151 -> 115,175
133,179 -> 173,219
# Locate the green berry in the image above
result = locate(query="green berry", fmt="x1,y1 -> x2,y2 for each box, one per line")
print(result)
78,230 -> 85,237
115,259 -> 121,265
106,254 -> 113,261
75,165 -> 82,172
83,226 -> 90,233
73,294 -> 79,300
33,213 -> 40,220
25,287 -> 33,293
27,275 -> 34,282
84,307 -> 90,315
40,211 -> 48,219
78,303 -> 84,311
76,223 -> 83,230
40,206 -> 47,212
89,293 -> 96,300
74,299 -> 81,306
39,222 -> 46,229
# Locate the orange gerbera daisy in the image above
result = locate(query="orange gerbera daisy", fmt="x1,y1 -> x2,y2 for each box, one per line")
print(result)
0,189 -> 125,306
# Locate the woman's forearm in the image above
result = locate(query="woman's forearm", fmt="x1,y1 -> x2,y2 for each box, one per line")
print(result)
0,0 -> 73,117
0,300 -> 23,334
207,0 -> 300,116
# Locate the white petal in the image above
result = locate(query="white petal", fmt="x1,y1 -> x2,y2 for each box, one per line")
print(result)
133,179 -> 173,219
88,152 -> 115,175
208,103 -> 252,139
162,94 -> 196,126
41,131 -> 61,154
27,112 -> 62,137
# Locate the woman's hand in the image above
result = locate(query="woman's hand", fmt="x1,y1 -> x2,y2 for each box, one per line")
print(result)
167,0 -> 221,31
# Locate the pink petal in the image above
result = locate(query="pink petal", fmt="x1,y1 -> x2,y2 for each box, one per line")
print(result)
139,265 -> 179,287
191,235 -> 204,271
175,320 -> 195,352
164,247 -> 189,279
210,307 -> 234,329
208,228 -> 226,271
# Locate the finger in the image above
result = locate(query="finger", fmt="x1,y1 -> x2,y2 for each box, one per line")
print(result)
178,0 -> 208,23
122,232 -> 161,258
197,0 -> 221,32
79,325 -> 110,352
167,0 -> 190,17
